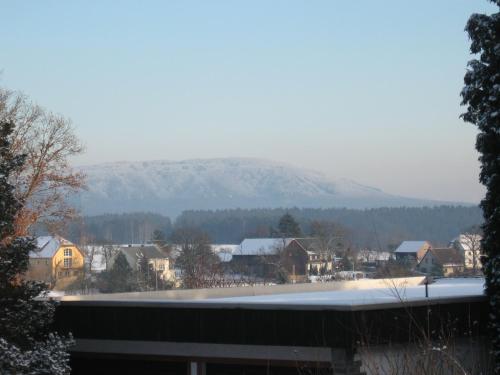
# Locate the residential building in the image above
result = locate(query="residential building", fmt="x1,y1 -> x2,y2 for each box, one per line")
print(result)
450,234 -> 482,270
418,248 -> 464,276
231,238 -> 338,281
25,235 -> 85,290
231,238 -> 294,278
282,238 -> 336,281
394,241 -> 432,262
110,244 -> 174,282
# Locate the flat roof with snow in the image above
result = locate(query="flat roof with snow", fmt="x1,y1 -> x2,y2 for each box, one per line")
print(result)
61,277 -> 485,311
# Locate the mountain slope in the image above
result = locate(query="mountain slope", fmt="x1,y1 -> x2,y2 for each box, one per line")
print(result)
74,158 -> 458,216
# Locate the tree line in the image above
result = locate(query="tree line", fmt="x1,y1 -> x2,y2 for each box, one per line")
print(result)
61,205 -> 483,250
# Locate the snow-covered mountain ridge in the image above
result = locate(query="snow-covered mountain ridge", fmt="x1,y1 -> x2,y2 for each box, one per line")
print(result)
74,158 -> 458,216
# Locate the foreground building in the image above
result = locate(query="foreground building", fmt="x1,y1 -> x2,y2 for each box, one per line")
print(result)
55,277 -> 490,374
26,235 -> 85,290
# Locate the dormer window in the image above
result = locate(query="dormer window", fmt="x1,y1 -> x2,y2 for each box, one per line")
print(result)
64,248 -> 72,257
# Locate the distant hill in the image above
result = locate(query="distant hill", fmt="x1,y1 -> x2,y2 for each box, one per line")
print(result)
74,158 -> 468,216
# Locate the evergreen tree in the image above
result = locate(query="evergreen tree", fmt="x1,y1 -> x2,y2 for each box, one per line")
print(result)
98,252 -> 138,293
137,254 -> 157,291
461,1 -> 500,370
0,121 -> 72,374
277,213 -> 302,237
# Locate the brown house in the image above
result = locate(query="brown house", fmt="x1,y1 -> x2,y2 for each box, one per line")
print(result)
282,238 -> 335,282
417,248 -> 464,276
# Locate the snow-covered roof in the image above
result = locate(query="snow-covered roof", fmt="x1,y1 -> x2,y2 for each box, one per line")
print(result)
237,238 -> 294,256
62,278 -> 485,310
394,241 -> 430,253
202,278 -> 484,307
30,235 -> 74,258
211,244 -> 238,262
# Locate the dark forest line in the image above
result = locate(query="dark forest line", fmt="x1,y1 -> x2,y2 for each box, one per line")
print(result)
59,205 -> 483,251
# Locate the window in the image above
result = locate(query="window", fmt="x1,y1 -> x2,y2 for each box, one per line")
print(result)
64,248 -> 72,257
158,263 -> 165,271
64,258 -> 72,268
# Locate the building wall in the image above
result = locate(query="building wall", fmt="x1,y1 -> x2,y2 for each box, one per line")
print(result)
282,243 -> 308,277
26,258 -> 52,284
416,242 -> 432,261
149,258 -> 174,281
26,244 -> 85,289
52,245 -> 85,290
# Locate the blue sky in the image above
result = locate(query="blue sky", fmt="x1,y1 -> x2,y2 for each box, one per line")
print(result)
1,1 -> 497,203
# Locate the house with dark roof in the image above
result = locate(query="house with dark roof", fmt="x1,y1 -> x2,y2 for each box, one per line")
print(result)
25,235 -> 85,290
394,241 -> 432,262
417,248 -> 464,276
110,244 -> 174,282
231,237 -> 341,281
282,238 -> 337,281
230,238 -> 293,279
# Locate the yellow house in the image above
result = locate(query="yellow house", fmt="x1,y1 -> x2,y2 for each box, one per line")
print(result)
25,235 -> 85,290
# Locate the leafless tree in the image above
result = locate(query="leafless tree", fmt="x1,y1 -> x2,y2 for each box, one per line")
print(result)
102,244 -> 119,271
309,220 -> 347,259
460,232 -> 482,273
0,87 -> 85,235
170,226 -> 222,289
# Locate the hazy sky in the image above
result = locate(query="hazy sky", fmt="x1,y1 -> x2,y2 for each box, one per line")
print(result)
1,1 -> 497,203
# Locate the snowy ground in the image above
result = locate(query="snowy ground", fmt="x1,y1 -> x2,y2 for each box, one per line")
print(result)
201,278 -> 485,307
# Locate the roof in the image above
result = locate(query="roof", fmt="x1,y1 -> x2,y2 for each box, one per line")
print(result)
426,248 -> 463,266
60,277 -> 485,311
237,238 -> 294,256
30,235 -> 74,258
394,241 -> 430,253
119,244 -> 167,259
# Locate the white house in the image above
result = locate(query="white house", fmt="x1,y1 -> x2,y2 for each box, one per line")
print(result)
450,234 -> 482,270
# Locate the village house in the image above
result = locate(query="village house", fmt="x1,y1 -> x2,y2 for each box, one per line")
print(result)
394,240 -> 432,263
231,238 -> 294,279
417,248 -> 464,276
231,238 -> 337,281
25,235 -> 85,290
282,238 -> 336,282
110,244 -> 174,282
450,234 -> 482,270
